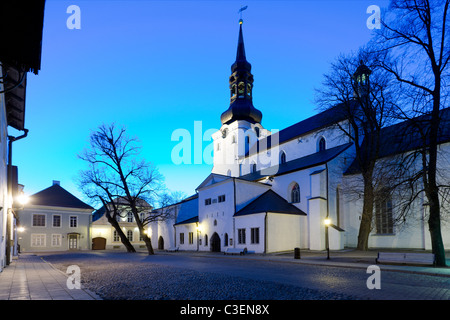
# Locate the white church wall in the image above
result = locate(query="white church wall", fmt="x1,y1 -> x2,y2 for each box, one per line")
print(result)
266,212 -> 302,253
234,213 -> 265,253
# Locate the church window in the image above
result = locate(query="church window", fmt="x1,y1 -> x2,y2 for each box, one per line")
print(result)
180,233 -> 185,245
205,198 -> 212,206
291,183 -> 300,203
217,143 -> 220,151
375,194 -> 394,234
280,151 -> 287,164
245,136 -> 250,155
318,137 -> 326,152
127,212 -> 133,222
189,232 -> 194,244
113,230 -> 120,242
205,234 -> 208,246
222,128 -> 228,138
218,195 -> 226,203
238,228 -> 246,244
227,170 -> 231,177
247,83 -> 252,96
224,233 -> 229,247
231,135 -> 236,144
214,219 -> 217,226
255,127 -> 260,138
231,84 -> 236,97
251,162 -> 257,173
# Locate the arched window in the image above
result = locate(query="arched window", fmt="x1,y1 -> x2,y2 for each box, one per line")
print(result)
245,136 -> 250,155
291,183 -> 300,203
251,162 -> 257,173
227,170 -> 231,177
214,219 -> 217,226
224,233 -> 229,247
127,212 -> 133,222
204,234 -> 208,246
318,137 -> 326,152
231,134 -> 236,144
280,151 -> 287,164
255,127 -> 260,138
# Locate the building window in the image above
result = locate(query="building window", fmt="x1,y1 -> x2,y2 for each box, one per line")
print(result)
31,234 -> 46,247
189,232 -> 194,244
224,233 -> 229,247
127,230 -> 133,242
113,230 -> 120,242
255,127 -> 260,137
318,137 -> 326,152
205,234 -> 208,246
214,219 -> 218,227
291,183 -> 300,203
127,212 -> 133,222
205,198 -> 212,206
32,214 -> 46,227
51,234 -> 62,247
227,170 -> 232,177
375,196 -> 394,234
251,162 -> 257,173
251,228 -> 260,244
218,195 -> 226,203
238,228 -> 246,244
52,215 -> 61,227
70,216 -> 78,228
180,233 -> 185,245
232,135 -> 236,144
280,151 -> 286,164
245,136 -> 250,155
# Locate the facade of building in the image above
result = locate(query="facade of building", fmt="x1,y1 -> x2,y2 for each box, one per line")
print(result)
17,181 -> 94,252
0,1 -> 46,269
91,198 -> 154,251
151,18 -> 450,254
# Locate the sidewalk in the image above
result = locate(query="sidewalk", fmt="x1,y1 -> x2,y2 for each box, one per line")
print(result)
0,253 -> 101,300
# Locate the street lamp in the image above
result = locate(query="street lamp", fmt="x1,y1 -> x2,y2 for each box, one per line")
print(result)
324,218 -> 331,260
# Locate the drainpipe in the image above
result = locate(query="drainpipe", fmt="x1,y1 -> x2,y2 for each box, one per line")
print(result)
6,129 -> 29,265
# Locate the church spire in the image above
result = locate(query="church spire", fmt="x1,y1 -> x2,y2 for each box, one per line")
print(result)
221,18 -> 262,125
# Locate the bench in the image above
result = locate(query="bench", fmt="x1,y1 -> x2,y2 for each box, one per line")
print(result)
376,252 -> 435,266
224,247 -> 247,255
166,247 -> 179,252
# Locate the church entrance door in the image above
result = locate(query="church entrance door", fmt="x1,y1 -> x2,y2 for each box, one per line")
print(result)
210,232 -> 221,252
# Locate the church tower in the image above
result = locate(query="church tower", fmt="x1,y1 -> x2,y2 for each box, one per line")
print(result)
212,18 -> 269,177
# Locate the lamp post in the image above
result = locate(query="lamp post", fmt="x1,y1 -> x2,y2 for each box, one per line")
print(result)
324,218 -> 331,260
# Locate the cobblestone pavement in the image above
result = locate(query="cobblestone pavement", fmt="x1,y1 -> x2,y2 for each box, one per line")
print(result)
34,250 -> 450,301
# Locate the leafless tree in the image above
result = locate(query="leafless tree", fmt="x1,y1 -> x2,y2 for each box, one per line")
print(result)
78,123 -> 173,255
371,0 -> 450,266
315,48 -> 397,250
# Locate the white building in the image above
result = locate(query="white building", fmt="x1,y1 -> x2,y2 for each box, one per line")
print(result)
17,181 -> 94,252
151,19 -> 450,254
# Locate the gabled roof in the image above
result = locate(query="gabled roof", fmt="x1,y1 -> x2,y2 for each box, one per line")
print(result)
30,184 -> 93,210
196,173 -> 231,191
234,190 -> 306,217
241,142 -> 353,181
344,107 -> 450,175
246,102 -> 355,157
174,215 -> 199,226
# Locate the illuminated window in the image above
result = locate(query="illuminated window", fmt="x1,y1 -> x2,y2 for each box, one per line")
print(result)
238,82 -> 245,96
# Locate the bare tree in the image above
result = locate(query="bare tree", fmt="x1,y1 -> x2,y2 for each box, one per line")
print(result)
372,0 -> 450,266
315,48 -> 398,250
78,123 -> 171,255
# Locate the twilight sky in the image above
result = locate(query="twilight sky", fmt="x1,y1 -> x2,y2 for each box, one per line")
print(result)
13,0 -> 389,207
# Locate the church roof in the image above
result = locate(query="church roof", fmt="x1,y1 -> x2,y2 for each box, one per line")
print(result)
234,190 -> 306,217
241,142 -> 353,181
29,183 -> 94,210
246,102 -> 355,157
344,107 -> 450,175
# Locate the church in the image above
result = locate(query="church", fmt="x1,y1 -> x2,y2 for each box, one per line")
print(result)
151,18 -> 450,254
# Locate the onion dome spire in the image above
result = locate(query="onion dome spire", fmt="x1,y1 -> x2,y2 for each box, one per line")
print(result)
220,18 -> 262,125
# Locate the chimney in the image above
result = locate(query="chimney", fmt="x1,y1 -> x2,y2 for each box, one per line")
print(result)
53,180 -> 60,186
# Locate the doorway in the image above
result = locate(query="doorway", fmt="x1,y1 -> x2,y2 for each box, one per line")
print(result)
92,237 -> 106,250
68,234 -> 78,250
158,236 -> 164,250
210,232 -> 221,252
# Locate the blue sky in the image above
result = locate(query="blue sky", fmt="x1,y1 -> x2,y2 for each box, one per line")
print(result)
13,0 -> 389,207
